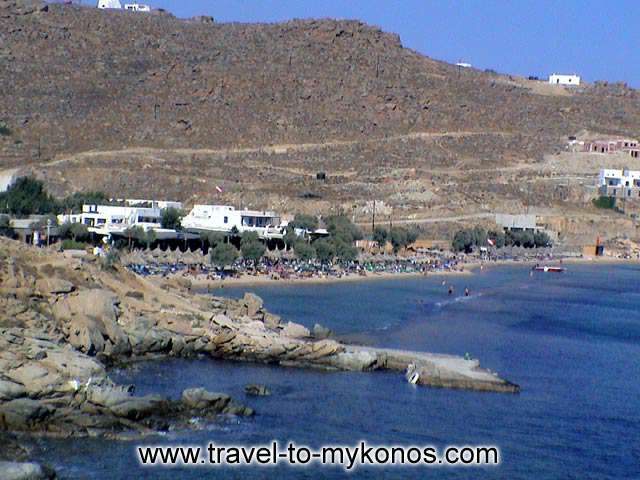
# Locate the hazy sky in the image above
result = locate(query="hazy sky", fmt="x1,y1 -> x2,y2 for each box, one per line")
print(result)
87,0 -> 639,87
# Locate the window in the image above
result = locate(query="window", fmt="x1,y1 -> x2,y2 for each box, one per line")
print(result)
224,216 -> 228,224
97,218 -> 106,225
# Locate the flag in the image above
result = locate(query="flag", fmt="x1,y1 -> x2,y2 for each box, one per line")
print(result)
487,238 -> 495,246
215,185 -> 223,193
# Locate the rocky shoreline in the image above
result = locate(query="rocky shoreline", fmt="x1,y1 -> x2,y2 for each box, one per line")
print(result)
0,238 -> 518,476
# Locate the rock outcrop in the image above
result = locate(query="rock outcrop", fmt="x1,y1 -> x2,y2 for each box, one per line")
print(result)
0,238 -> 518,464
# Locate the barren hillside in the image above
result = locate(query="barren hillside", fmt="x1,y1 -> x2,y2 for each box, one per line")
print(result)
1,0 -> 639,237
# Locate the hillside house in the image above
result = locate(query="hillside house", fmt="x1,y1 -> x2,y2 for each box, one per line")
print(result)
584,138 -> 639,154
97,0 -> 122,9
598,169 -> 640,199
548,74 -> 581,86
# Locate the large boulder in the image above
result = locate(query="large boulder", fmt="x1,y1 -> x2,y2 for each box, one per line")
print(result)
280,322 -> 311,339
181,388 -> 253,416
86,386 -> 166,420
34,278 -> 74,296
244,384 -> 271,396
333,350 -> 378,371
181,388 -> 230,411
52,290 -> 131,356
242,293 -> 263,317
0,380 -> 27,401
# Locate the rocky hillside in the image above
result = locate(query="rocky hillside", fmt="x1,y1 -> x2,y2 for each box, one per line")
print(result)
1,0 -> 639,222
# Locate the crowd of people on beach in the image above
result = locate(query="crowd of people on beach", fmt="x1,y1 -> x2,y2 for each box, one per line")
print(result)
125,252 -> 468,284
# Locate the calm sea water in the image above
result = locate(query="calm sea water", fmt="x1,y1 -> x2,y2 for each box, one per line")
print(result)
32,265 -> 640,479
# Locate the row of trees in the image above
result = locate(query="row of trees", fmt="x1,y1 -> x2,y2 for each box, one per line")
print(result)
452,226 -> 551,253
372,226 -> 420,253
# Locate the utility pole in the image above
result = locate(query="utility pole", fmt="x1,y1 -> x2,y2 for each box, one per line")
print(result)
46,219 -> 51,248
372,200 -> 376,232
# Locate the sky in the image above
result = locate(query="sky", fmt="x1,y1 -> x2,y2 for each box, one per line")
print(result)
87,0 -> 640,87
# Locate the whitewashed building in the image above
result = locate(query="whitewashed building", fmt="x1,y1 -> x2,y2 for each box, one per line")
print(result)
548,74 -> 581,86
57,201 -> 186,240
97,0 -> 122,9
181,205 -> 285,239
598,169 -> 640,198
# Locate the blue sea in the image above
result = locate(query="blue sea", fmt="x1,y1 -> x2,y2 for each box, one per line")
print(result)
32,264 -> 640,479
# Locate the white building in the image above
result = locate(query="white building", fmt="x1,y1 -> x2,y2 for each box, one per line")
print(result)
124,3 -> 151,12
548,74 -> 581,86
57,201 -> 186,240
181,205 -> 285,240
599,169 -> 640,187
97,0 -> 122,9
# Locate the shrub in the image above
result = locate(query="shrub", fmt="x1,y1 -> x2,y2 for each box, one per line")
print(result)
100,248 -> 120,271
0,215 -> 15,238
592,196 -> 616,209
0,122 -> 11,136
210,243 -> 239,268
61,239 -> 87,250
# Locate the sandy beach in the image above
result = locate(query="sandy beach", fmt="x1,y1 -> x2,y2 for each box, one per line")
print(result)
165,255 -> 640,291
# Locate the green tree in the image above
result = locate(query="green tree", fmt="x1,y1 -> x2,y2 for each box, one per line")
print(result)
283,228 -> 299,249
293,241 -> 315,261
534,231 -> 551,248
0,177 -> 59,216
333,238 -> 359,262
240,232 -> 265,265
201,231 -> 226,248
389,227 -> 408,254
452,229 -> 474,253
123,226 -> 146,249
61,191 -> 110,213
372,227 -> 388,247
0,215 -> 15,238
161,207 -> 183,230
290,213 -> 318,231
324,215 -> 363,243
314,239 -> 335,263
406,226 -> 420,246
210,243 -> 239,268
59,222 -> 91,242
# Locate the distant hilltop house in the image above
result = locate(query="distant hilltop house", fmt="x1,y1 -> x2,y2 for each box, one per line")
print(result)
548,74 -> 580,86
598,169 -> 640,199
455,62 -> 472,68
583,138 -> 639,158
97,0 -> 151,12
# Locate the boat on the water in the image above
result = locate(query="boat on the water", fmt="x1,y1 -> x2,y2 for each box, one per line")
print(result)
533,265 -> 566,273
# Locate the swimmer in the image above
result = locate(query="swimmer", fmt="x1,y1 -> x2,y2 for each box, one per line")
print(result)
448,286 -> 454,296
464,288 -> 469,297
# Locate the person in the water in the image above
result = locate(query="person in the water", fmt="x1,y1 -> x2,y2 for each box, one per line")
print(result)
464,287 -> 470,297
448,286 -> 454,296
